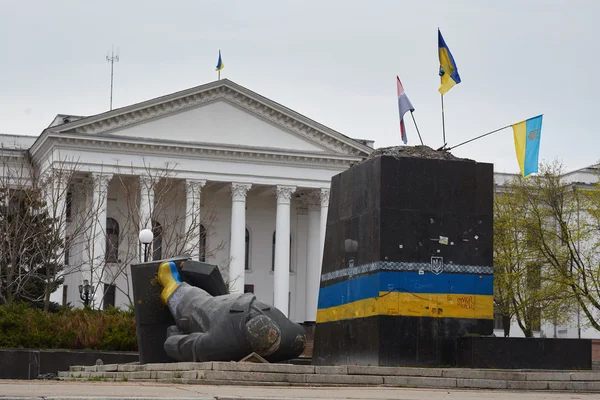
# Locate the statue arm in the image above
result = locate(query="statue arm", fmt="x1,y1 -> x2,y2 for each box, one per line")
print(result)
163,325 -> 205,362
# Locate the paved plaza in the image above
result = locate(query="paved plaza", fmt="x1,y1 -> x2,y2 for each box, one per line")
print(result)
0,381 -> 598,400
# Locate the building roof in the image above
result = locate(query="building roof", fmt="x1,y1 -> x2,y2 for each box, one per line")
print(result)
0,133 -> 37,150
36,79 -> 374,158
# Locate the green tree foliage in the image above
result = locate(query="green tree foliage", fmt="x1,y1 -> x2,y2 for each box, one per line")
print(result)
518,161 -> 600,333
494,163 -> 575,337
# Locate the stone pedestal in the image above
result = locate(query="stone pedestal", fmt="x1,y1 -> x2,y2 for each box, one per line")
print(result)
131,257 -> 184,364
312,152 -> 494,367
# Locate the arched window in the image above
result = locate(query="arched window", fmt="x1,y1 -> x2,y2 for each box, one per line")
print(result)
152,220 -> 163,261
245,228 -> 250,270
106,218 -> 119,263
271,231 -> 293,271
199,224 -> 207,262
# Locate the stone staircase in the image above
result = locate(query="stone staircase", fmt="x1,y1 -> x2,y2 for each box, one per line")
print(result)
59,361 -> 600,392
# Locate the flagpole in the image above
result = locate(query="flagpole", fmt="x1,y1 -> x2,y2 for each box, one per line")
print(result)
218,70 -> 220,80
440,94 -> 446,147
444,123 -> 513,151
410,111 -> 424,146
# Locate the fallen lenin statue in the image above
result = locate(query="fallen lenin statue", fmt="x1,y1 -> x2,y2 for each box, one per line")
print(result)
154,259 -> 306,363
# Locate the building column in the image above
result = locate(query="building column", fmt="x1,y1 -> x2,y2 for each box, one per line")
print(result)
42,169 -> 69,306
42,169 -> 69,266
139,176 -> 154,231
90,173 -> 113,306
229,182 -> 252,294
274,185 -> 296,317
139,176 -> 155,261
185,179 -> 206,260
319,188 -> 330,271
305,191 -> 321,322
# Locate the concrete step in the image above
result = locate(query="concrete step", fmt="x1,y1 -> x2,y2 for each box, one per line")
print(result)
59,362 -> 600,392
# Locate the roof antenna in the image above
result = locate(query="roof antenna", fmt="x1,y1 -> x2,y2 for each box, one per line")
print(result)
106,46 -> 120,111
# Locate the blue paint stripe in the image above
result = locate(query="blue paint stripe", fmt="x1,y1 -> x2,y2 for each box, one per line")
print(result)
317,271 -> 493,309
169,261 -> 182,284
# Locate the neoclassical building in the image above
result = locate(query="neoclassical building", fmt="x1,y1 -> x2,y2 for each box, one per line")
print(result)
1,79 -> 372,323
1,79 -> 599,339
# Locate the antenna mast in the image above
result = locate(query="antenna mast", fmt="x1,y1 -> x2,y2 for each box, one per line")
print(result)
106,47 -> 120,110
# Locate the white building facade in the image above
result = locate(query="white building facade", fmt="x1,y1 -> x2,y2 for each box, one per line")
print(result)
1,79 -> 372,323
1,79 -> 599,338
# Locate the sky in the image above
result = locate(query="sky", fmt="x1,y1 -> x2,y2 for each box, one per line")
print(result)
1,0 -> 598,174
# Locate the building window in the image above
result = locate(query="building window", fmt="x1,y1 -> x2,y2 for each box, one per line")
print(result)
245,228 -> 250,270
199,224 -> 206,262
103,283 -> 116,310
244,284 -> 254,293
106,218 -> 119,263
493,312 -> 504,330
64,235 -> 70,266
271,231 -> 293,271
152,220 -> 162,260
65,191 -> 72,222
531,307 -> 542,332
7,192 -> 25,215
62,285 -> 68,306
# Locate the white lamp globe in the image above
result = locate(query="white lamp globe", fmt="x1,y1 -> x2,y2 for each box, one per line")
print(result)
139,228 -> 154,244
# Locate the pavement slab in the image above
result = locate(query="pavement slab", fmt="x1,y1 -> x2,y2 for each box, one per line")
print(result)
1,381 -> 600,400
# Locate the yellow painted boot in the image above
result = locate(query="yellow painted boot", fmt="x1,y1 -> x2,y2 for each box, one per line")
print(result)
157,261 -> 182,304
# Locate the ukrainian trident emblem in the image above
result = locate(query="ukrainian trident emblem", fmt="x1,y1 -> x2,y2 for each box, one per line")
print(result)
431,256 -> 444,275
528,129 -> 540,141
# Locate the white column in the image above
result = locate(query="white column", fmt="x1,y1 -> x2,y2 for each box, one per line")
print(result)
305,192 -> 321,321
139,176 -> 155,261
139,176 -> 154,231
43,169 -> 69,305
90,173 -> 113,306
319,188 -> 330,271
274,185 -> 296,317
184,179 -> 206,260
229,182 -> 251,294
43,169 -> 69,266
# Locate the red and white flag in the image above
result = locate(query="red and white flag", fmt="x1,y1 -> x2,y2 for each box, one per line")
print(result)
397,76 -> 415,144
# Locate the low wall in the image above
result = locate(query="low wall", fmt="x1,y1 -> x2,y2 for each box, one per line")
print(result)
456,337 -> 591,370
592,340 -> 600,360
0,349 -> 138,380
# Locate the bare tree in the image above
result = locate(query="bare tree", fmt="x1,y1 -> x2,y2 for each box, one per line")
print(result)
0,152 -> 97,311
79,160 -> 225,309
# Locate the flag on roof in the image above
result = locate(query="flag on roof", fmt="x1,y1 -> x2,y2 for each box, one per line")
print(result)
216,50 -> 224,71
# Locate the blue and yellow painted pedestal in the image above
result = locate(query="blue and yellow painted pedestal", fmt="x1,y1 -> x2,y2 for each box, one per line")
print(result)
312,152 -> 494,366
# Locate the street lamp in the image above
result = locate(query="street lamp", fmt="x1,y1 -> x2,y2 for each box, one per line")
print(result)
139,228 -> 154,263
78,279 -> 93,307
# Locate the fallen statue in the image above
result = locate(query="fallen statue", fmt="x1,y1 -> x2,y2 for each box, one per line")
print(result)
157,260 -> 306,362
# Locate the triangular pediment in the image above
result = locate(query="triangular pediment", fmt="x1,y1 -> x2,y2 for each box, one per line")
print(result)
51,80 -> 372,157
102,100 -> 328,153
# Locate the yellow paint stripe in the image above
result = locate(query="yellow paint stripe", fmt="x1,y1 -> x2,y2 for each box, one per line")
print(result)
316,292 -> 493,323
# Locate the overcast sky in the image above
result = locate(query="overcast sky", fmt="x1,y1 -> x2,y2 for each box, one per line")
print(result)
1,0 -> 598,174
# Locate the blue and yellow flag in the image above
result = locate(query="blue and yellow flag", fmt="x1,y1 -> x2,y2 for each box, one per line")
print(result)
215,50 -> 224,71
438,29 -> 461,95
512,115 -> 543,177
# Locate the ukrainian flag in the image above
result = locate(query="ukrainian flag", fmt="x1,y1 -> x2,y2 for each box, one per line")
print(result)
215,50 -> 224,71
438,29 -> 461,95
512,115 -> 543,177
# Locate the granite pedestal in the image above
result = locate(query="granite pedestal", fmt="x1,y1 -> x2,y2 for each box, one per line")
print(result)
130,257 -> 227,364
312,153 -> 494,367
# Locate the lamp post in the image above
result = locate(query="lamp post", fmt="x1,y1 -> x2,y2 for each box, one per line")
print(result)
78,279 -> 93,307
139,228 -> 154,263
